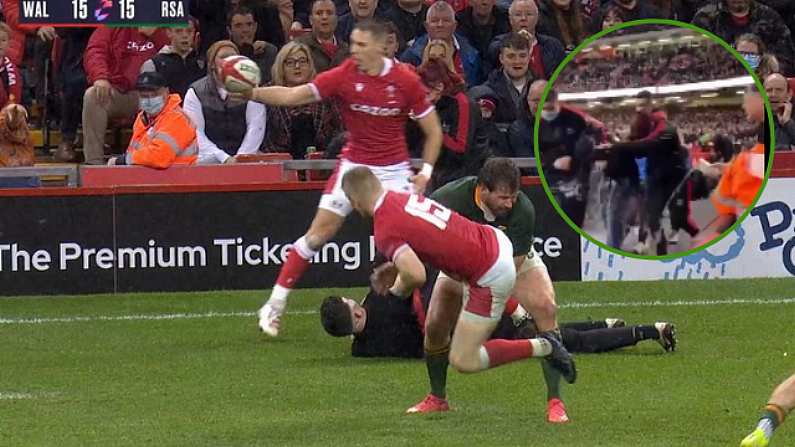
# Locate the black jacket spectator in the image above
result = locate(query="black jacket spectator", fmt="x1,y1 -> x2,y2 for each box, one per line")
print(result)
384,3 -> 429,46
508,105 -> 532,158
477,68 -> 531,124
590,0 -> 662,33
408,92 -> 490,191
692,0 -> 795,75
238,43 -> 279,85
537,0 -> 590,52
456,6 -> 511,60
488,33 -> 564,80
140,46 -> 205,99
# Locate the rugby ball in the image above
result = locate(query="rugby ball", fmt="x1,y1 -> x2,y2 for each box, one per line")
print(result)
221,55 -> 261,92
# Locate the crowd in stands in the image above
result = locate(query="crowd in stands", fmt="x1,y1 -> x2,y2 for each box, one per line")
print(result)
558,39 -> 748,92
0,0 -> 792,185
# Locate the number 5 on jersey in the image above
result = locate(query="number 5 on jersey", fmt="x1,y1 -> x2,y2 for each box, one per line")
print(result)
404,195 -> 452,230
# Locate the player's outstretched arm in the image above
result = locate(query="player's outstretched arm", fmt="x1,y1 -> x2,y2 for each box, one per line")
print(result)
389,248 -> 427,298
411,110 -> 443,195
238,84 -> 318,107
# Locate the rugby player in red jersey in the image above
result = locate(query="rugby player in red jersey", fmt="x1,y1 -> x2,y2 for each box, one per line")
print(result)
234,19 -> 443,336
341,166 -> 576,409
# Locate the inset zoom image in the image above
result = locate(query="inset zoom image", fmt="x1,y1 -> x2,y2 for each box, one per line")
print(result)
534,23 -> 769,257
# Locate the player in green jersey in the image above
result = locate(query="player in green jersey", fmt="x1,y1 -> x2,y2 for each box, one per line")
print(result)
406,157 -> 573,423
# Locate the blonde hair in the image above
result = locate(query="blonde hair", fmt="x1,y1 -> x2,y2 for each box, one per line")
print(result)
422,39 -> 456,74
271,41 -> 317,87
0,22 -> 10,38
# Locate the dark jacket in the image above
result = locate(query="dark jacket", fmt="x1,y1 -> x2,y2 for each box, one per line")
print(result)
607,111 -> 688,180
295,34 -> 350,73
140,46 -> 205,99
692,0 -> 795,75
264,101 -> 344,159
237,42 -> 278,85
335,13 -> 359,44
188,76 -> 248,156
384,4 -> 430,47
774,114 -> 795,151
191,0 -> 285,60
400,33 -> 483,87
456,6 -> 511,60
476,68 -> 531,124
487,33 -> 564,80
537,107 -> 593,185
589,0 -> 662,33
508,110 -> 532,158
406,92 -> 489,191
537,0 -> 590,52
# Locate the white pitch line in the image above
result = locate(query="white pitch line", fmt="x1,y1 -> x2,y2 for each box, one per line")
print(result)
0,392 -> 59,400
1,298 -> 794,325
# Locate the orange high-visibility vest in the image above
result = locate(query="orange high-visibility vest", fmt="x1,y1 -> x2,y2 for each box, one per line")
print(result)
711,143 -> 765,217
127,94 -> 198,169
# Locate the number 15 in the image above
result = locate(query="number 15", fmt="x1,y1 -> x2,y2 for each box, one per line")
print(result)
119,0 -> 135,19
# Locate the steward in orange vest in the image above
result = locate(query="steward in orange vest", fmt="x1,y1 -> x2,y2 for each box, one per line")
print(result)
108,72 -> 197,168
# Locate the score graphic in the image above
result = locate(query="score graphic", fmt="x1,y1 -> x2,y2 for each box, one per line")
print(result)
19,0 -> 190,27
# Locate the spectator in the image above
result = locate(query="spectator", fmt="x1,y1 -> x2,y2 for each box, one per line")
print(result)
336,0 -> 379,45
192,0 -> 285,61
409,50 -> 488,191
735,33 -> 766,72
81,27 -> 169,165
764,73 -> 795,151
384,20 -> 404,59
2,0 -> 56,66
107,72 -> 198,168
228,6 -> 278,85
538,0 -> 589,53
477,32 -> 532,124
601,3 -> 625,30
400,1 -> 482,86
53,28 -> 92,162
692,0 -> 795,76
455,0 -> 510,60
184,41 -> 266,165
263,42 -> 343,159
139,19 -> 204,100
384,0 -> 430,47
590,0 -> 662,34
296,0 -> 350,73
537,82 -> 598,227
488,0 -> 565,80
757,0 -> 795,40
0,22 -> 22,109
508,89 -> 532,158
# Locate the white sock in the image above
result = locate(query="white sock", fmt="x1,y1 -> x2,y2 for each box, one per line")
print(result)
478,346 -> 490,370
293,235 -> 318,260
530,338 -> 552,357
266,287 -> 288,310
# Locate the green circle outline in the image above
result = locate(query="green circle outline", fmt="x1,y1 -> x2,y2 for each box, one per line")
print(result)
532,18 -> 777,261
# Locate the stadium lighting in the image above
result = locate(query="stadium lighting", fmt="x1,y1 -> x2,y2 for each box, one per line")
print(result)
638,41 -> 651,45
600,45 -> 612,50
617,43 -> 631,48
700,92 -> 719,98
736,90 -> 745,95
658,38 -> 672,43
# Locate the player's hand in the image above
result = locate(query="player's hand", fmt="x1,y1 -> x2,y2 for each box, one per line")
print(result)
553,156 -> 572,171
778,101 -> 792,124
691,230 -> 720,249
228,87 -> 254,103
93,79 -> 112,106
410,173 -> 430,195
37,26 -> 56,42
370,262 -> 398,295
253,40 -> 267,55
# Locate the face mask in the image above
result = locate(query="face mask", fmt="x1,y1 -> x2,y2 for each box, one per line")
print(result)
541,110 -> 559,121
139,96 -> 165,115
741,52 -> 760,70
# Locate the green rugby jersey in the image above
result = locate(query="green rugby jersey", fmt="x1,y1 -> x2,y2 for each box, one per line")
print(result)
430,177 -> 535,257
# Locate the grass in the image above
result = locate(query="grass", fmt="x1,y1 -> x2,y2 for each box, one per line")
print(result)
1,278 -> 794,446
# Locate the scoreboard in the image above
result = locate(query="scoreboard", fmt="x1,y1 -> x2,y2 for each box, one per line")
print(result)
18,0 -> 191,27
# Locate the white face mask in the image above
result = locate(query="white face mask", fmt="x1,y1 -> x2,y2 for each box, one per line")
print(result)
139,96 -> 165,115
541,110 -> 559,121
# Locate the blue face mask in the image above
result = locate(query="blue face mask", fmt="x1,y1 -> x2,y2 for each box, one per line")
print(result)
740,52 -> 760,70
139,95 -> 165,115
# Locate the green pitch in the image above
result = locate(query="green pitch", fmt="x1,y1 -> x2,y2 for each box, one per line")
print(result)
2,278 -> 794,447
